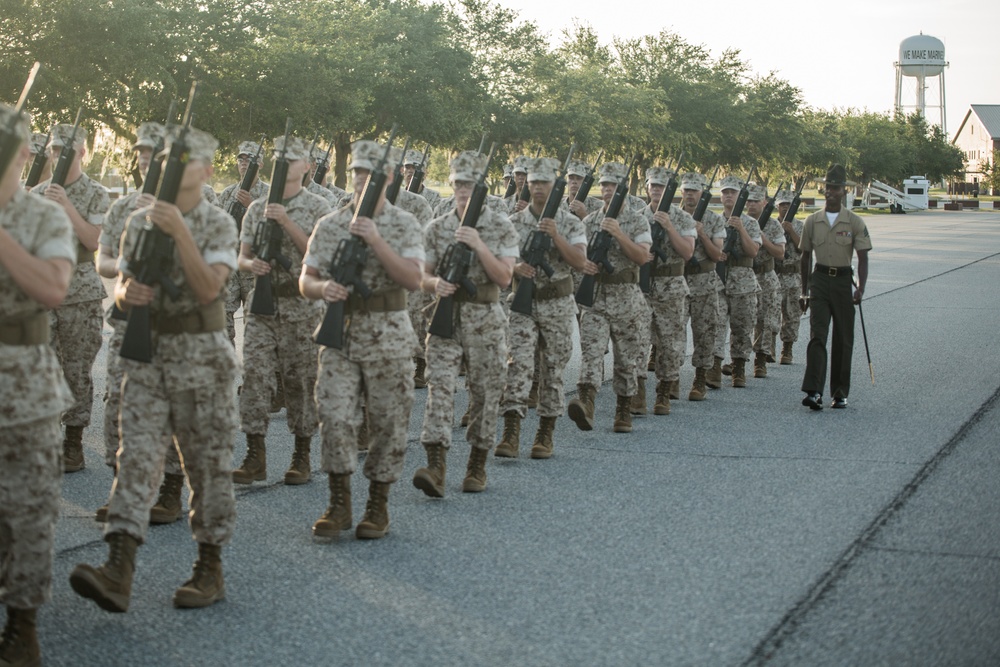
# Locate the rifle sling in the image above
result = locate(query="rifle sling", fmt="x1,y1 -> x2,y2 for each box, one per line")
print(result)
0,313 -> 50,346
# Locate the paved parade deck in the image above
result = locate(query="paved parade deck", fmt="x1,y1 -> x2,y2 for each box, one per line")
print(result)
48,209 -> 1000,666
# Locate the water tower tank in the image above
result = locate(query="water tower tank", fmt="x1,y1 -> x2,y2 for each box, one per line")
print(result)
899,34 -> 945,76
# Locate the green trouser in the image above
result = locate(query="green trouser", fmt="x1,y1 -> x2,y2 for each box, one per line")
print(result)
801,270 -> 855,399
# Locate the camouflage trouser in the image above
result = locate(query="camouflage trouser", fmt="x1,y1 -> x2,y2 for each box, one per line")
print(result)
408,291 -> 432,360
645,278 -> 688,383
780,282 -> 803,343
0,417 -> 61,609
239,313 -> 319,437
107,373 -> 237,545
579,284 -> 649,396
687,290 -> 719,369
103,317 -> 126,466
225,271 -> 255,345
753,284 -> 782,356
316,350 -> 414,483
715,292 -> 757,361
501,295 -> 576,419
421,303 -> 507,451
51,299 -> 103,427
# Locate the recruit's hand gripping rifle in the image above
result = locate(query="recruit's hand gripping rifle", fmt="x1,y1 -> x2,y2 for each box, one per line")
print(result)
50,108 -> 83,187
717,165 -> 757,284
640,151 -> 685,292
227,134 -> 265,233
782,177 -> 807,259
312,126 -> 398,349
119,83 -> 199,362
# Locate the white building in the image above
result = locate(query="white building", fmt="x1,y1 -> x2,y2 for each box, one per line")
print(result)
952,105 -> 1000,191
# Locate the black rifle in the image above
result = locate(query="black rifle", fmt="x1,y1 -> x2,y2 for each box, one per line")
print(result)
0,63 -> 40,183
119,83 -> 200,362
757,181 -> 783,228
385,136 -> 412,205
427,143 -> 497,339
248,118 -> 294,316
50,108 -> 83,187
782,177 -> 807,259
313,126 -> 398,348
685,165 -> 720,272
640,152 -> 685,292
717,166 -> 757,284
572,150 -> 604,204
503,168 -> 517,198
407,145 -> 431,193
302,131 -> 319,186
24,129 -> 51,188
510,145 -> 575,316
227,134 -> 265,233
575,155 -> 637,307
313,139 -> 333,186
139,100 -> 177,198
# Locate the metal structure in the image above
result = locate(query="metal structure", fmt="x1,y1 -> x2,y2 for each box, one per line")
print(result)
894,33 -> 948,135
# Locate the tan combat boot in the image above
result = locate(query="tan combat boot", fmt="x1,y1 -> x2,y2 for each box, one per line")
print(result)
462,447 -> 489,492
413,357 -> 427,389
732,358 -> 747,388
630,376 -> 648,415
654,381 -> 671,415
688,368 -> 708,401
706,356 -> 724,389
754,352 -> 768,378
150,472 -> 185,525
0,606 -> 39,667
780,341 -> 793,365
69,532 -> 139,613
530,416 -> 557,459
232,434 -> 266,484
412,443 -> 447,498
357,406 -> 370,453
613,394 -> 633,433
173,543 -> 225,608
721,362 -> 733,376
669,379 -> 680,400
284,435 -> 312,485
356,481 -> 391,539
567,384 -> 596,431
312,473 -> 352,539
494,411 -> 521,458
63,425 -> 85,473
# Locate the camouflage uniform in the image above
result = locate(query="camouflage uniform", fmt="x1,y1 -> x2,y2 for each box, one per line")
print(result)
307,180 -> 340,208
326,182 -> 348,202
578,186 -> 652,399
638,168 -> 698,394
753,209 -> 785,360
239,187 -> 330,439
421,206 -> 518,452
394,189 -> 436,361
714,213 -> 762,363
1,188 -> 76,609
32,132 -> 110,431
305,202 -> 423,483
108,190 -> 240,546
219,167 -> 269,344
502,193 -> 586,420
776,190 -> 804,350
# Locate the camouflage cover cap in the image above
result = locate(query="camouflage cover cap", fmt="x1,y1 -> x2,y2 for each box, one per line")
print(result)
237,140 -> 261,157
566,160 -> 590,178
680,171 -> 707,191
132,122 -> 165,151
403,149 -> 424,166
502,163 -> 514,178
747,183 -> 767,201
450,150 -> 488,183
526,157 -> 560,183
775,188 -> 795,204
47,123 -> 87,150
645,166 -> 675,186
28,131 -> 47,154
348,139 -> 397,174
272,135 -> 311,161
598,161 -> 627,184
0,104 -> 29,146
165,126 -> 218,163
512,156 -> 529,174
719,174 -> 743,192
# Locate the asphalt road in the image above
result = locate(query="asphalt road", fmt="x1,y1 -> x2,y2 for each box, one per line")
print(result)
40,209 -> 1000,666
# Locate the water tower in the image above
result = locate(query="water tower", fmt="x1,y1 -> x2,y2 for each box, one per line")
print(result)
894,33 -> 948,134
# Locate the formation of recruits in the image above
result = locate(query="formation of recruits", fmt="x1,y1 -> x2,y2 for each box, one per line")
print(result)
4,104 -> 869,666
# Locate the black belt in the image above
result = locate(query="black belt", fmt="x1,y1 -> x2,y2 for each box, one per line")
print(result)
814,264 -> 853,277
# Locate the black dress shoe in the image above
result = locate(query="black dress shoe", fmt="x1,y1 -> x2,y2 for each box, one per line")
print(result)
802,393 -> 823,410
831,397 -> 848,409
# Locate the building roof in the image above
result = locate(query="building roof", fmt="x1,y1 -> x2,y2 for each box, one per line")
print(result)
953,105 -> 1000,143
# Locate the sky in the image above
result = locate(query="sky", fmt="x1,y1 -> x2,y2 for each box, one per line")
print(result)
496,0 -> 999,140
